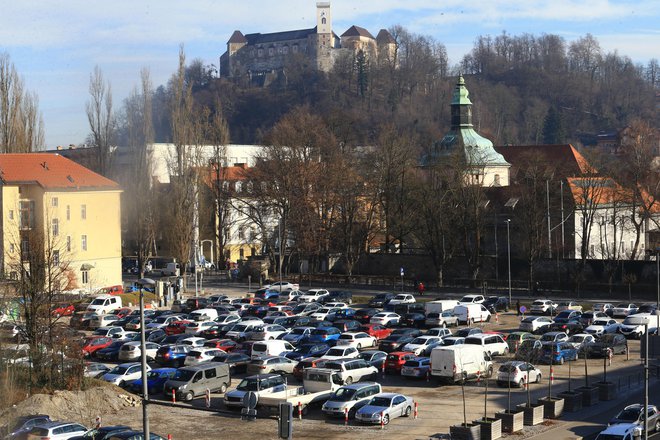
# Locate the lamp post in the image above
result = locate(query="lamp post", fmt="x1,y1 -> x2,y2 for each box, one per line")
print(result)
506,219 -> 512,307
138,277 -> 155,440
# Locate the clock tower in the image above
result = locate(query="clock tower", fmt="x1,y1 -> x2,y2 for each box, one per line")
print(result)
316,2 -> 331,35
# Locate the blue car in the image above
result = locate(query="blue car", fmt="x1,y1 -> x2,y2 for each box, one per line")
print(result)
131,368 -> 177,394
282,326 -> 314,344
154,344 -> 191,367
96,341 -> 126,361
333,308 -> 357,320
284,343 -> 330,361
539,342 -> 578,365
307,327 -> 341,344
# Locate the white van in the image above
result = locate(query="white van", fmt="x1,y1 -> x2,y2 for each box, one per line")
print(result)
430,344 -> 493,383
619,313 -> 659,339
161,262 -> 180,276
251,340 -> 296,360
424,300 -> 459,314
86,294 -> 122,315
189,308 -> 218,322
453,304 -> 491,324
595,423 -> 642,440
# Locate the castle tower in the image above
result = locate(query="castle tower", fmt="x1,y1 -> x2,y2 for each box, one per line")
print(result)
316,1 -> 332,35
314,1 -> 334,72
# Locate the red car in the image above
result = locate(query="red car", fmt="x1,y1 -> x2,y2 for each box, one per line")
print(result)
165,320 -> 192,335
112,307 -> 134,318
204,338 -> 239,352
51,303 -> 75,317
384,351 -> 416,373
82,336 -> 114,357
361,324 -> 392,340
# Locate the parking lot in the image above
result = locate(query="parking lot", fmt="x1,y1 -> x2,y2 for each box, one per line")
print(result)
69,286 -> 651,440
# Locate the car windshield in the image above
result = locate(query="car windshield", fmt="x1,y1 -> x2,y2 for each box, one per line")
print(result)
172,369 -> 195,381
109,366 -> 128,375
498,364 -> 517,373
615,304 -> 628,308
236,379 -> 261,391
329,387 -> 357,402
615,408 -> 640,421
540,334 -> 556,341
369,396 -> 392,407
521,317 -> 535,323
570,336 -> 585,342
593,320 -> 609,326
326,349 -> 343,356
338,334 -> 353,340
410,338 -> 427,345
292,328 -> 307,335
311,329 -> 327,335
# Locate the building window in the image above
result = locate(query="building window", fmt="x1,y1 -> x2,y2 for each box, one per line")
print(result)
239,248 -> 244,260
51,197 -> 58,207
493,174 -> 501,186
21,239 -> 29,254
257,48 -> 263,57
238,227 -> 245,240
66,205 -> 70,220
52,218 -> 59,236
81,204 -> 87,220
82,270 -> 89,284
8,210 -> 13,220
9,243 -> 14,253
268,47 -> 274,56
53,250 -> 60,266
67,236 -> 71,252
292,45 -> 298,53
81,235 -> 87,251
321,17 -> 326,25
19,200 -> 35,229
283,46 -> 289,54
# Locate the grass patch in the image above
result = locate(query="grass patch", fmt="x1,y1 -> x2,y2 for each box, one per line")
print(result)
120,291 -> 157,307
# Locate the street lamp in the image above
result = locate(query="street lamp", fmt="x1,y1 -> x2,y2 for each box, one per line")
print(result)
506,219 -> 512,308
137,277 -> 155,440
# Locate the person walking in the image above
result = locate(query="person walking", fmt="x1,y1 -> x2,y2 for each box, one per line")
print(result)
417,281 -> 425,296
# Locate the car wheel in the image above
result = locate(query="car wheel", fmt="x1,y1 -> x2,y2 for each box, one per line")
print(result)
404,406 -> 412,417
357,344 -> 362,350
654,420 -> 660,433
382,414 -> 390,425
503,347 -> 509,356
559,356 -> 565,365
518,379 -> 524,388
184,391 -> 194,401
486,315 -> 491,322
535,373 -> 541,383
344,376 -> 353,385
118,380 -> 125,388
486,366 -> 493,378
442,322 -> 447,328
219,383 -> 227,394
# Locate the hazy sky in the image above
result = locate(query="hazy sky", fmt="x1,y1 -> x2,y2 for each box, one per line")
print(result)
2,0 -> 658,148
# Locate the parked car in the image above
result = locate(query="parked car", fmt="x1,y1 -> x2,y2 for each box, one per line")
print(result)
579,311 -> 610,327
400,312 -> 426,328
515,339 -> 542,362
322,382 -> 382,418
292,357 -> 326,381
548,321 -> 584,335
538,342 -> 579,364
82,336 -> 114,358
584,333 -> 628,357
456,327 -> 483,338
355,393 -> 414,425
321,346 -> 359,360
539,331 -> 569,344
297,289 -> 330,303
336,332 -> 377,349
184,347 -> 226,366
284,343 -> 330,361
612,303 -> 638,318
426,327 -> 453,339
102,362 -> 151,387
359,350 -> 388,370
354,308 -> 380,324
25,422 -> 87,440
223,374 -> 287,408
51,303 -> 75,317
556,301 -> 583,312
154,344 -> 191,367
378,334 -> 416,353
402,336 -> 442,356
130,368 -> 177,394
529,300 -> 558,315
585,318 -> 620,336
388,294 -> 416,306
464,334 -> 509,356
95,340 -> 127,361
332,320 -> 362,333
506,332 -> 536,352
425,310 -> 459,328
322,290 -> 353,305
83,362 -> 111,378
384,351 -> 416,373
211,352 -> 252,374
553,310 -> 582,323
458,294 -> 485,305
566,333 -> 596,351
263,281 -> 299,291
595,423 -> 643,440
332,308 -> 357,321
400,357 -> 431,378
482,296 -> 509,313
118,341 -> 160,362
497,361 -> 542,387
307,326 -> 341,344
593,303 -> 615,316
609,404 -> 660,433
370,312 -> 400,327
246,355 -> 297,375
368,293 -> 396,308
322,358 -> 379,384
519,316 -> 553,334
360,323 -> 392,340
437,336 -> 465,347
281,326 -> 314,344
250,324 -> 288,341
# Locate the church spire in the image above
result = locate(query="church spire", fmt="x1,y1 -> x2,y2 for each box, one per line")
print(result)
451,74 -> 473,129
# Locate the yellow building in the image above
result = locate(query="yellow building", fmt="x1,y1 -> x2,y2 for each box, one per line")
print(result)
0,153 -> 122,291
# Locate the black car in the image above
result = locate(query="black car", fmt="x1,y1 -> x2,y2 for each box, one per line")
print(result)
359,350 -> 387,369
332,308 -> 357,321
211,352 -> 251,374
69,425 -> 132,440
637,303 -> 658,314
145,328 -> 167,343
307,320 -> 334,329
483,296 -> 510,313
378,334 -> 415,353
284,343 -> 330,361
5,414 -> 51,439
95,341 -> 126,361
585,334 -> 628,357
369,293 -> 395,308
389,328 -> 422,338
332,319 -> 362,333
354,308 -> 380,324
112,316 -> 133,329
400,313 -> 426,328
280,315 -> 312,328
456,327 -> 483,338
321,290 -> 353,305
244,305 -> 269,318
548,321 -> 584,335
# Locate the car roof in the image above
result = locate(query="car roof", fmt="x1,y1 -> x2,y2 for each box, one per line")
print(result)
117,362 -> 142,367
600,423 -> 640,435
374,392 -> 400,398
33,421 -> 81,429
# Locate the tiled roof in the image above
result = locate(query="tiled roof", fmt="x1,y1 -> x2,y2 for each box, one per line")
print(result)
495,144 -> 596,177
228,30 -> 248,44
202,164 -> 249,189
376,29 -> 396,44
341,25 -> 375,39
0,153 -> 119,190
566,177 -> 628,206
244,27 -> 316,45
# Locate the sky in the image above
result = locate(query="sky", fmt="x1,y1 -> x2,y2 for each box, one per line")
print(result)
1,0 -> 659,148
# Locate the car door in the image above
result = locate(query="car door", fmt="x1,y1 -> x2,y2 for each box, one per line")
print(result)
392,395 -> 407,416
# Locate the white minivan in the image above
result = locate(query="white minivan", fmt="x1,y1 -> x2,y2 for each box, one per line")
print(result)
453,304 -> 491,325
430,344 -> 493,383
251,340 -> 296,360
189,308 -> 219,322
86,294 -> 122,315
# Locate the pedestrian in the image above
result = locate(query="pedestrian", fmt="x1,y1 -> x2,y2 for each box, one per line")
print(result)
516,299 -> 521,316
417,281 -> 425,296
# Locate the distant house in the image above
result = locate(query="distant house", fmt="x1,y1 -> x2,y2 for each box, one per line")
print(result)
0,153 -> 122,291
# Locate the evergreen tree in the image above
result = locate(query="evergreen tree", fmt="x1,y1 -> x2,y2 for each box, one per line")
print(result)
542,106 -> 566,144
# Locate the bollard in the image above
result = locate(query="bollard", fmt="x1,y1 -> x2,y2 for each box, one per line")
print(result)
382,363 -> 386,379
414,401 -> 418,420
426,370 -> 430,383
515,342 -> 519,354
172,389 -> 176,403
380,411 -> 384,429
476,371 -> 481,385
608,350 -> 612,366
495,313 -> 499,324
298,402 -> 302,420
167,436 -> 172,440
344,407 -> 348,426
205,388 -> 211,408
550,367 -> 554,384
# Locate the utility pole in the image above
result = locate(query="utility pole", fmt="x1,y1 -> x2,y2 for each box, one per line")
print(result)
546,180 -> 552,258
506,219 -> 512,307
644,322 -> 648,440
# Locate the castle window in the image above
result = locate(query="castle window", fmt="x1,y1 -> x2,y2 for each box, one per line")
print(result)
493,174 -> 501,186
268,47 -> 274,56
283,46 -> 289,54
277,46 -> 282,54
292,45 -> 298,53
258,48 -> 264,57
322,17 -> 326,25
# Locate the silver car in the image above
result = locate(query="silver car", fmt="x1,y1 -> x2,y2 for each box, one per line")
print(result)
246,355 -> 297,375
355,392 -> 414,425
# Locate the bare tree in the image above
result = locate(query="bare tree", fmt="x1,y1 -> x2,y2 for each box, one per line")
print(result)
0,53 -> 44,152
86,65 -> 115,176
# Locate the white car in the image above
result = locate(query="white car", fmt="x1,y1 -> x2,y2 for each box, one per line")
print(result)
529,300 -> 558,315
298,289 -> 330,303
250,324 -> 289,341
370,312 -> 400,327
146,315 -> 182,329
102,362 -> 151,386
388,294 -> 416,305
183,347 -> 226,366
567,333 -> 596,350
336,332 -> 377,349
465,334 -> 509,356
179,336 -> 207,347
540,331 -> 569,343
93,326 -> 127,339
612,303 -> 637,318
593,303 -> 615,314
279,290 -> 304,302
497,361 -> 542,387
426,328 -> 453,339
459,294 -> 485,305
321,346 -> 360,360
402,336 -> 442,356
519,316 -> 553,334
310,307 -> 341,321
264,281 -> 299,291
118,341 -> 161,361
25,422 -> 87,440
184,320 -> 217,335
89,314 -> 120,329
216,314 -> 241,325
585,318 -> 620,336
324,302 -> 350,309
425,311 -> 459,328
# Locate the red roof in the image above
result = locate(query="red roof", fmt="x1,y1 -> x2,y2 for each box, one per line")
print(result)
0,153 -> 119,190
